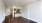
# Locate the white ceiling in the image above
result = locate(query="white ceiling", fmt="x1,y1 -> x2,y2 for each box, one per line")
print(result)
3,0 -> 40,7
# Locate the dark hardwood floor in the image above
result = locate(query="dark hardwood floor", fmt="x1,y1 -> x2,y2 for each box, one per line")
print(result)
2,15 -> 37,23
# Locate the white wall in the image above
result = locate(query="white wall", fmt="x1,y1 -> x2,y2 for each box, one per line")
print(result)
21,6 -> 28,19
0,0 -> 5,23
28,1 -> 42,23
